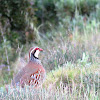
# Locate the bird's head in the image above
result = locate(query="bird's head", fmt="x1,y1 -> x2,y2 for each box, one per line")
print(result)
29,47 -> 43,59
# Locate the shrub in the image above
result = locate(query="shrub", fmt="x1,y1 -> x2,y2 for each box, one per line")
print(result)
0,0 -> 34,30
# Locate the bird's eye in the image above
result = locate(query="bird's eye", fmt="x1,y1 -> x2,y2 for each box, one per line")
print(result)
35,48 -> 39,51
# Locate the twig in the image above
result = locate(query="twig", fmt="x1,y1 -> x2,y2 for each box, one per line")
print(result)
0,23 -> 10,71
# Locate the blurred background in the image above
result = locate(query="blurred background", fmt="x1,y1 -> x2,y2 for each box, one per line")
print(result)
0,0 -> 100,98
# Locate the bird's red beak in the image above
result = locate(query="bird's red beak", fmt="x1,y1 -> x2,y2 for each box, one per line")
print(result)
39,48 -> 43,51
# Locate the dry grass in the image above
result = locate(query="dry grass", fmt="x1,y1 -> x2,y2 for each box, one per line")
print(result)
0,11 -> 100,100
0,63 -> 100,100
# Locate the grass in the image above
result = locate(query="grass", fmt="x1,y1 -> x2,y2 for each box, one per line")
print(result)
0,62 -> 100,100
0,52 -> 100,99
0,8 -> 100,100
0,28 -> 100,99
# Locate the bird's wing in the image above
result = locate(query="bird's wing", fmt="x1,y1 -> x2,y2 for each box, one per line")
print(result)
20,68 -> 39,86
11,63 -> 39,86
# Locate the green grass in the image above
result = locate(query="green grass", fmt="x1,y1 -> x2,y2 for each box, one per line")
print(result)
0,2 -> 100,99
0,24 -> 100,99
0,62 -> 99,100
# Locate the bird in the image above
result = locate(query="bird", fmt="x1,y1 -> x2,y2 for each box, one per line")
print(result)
12,47 -> 46,88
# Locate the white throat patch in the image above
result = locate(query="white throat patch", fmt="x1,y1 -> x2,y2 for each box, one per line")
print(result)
34,50 -> 40,58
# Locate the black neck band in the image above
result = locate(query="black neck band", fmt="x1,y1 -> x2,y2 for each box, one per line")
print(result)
33,54 -> 38,59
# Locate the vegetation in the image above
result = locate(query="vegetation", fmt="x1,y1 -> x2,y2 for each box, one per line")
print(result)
0,0 -> 100,99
